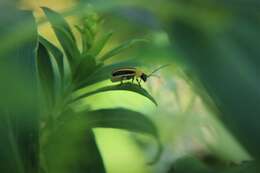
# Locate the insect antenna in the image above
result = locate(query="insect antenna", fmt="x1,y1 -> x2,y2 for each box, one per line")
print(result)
147,64 -> 171,78
149,74 -> 161,78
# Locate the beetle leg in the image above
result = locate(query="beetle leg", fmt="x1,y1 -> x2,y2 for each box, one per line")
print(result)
132,77 -> 135,83
136,78 -> 141,87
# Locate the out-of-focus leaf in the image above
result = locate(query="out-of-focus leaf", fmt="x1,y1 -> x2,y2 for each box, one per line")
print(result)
72,83 -> 157,106
43,109 -> 105,173
168,10 -> 260,159
42,7 -> 80,68
99,38 -> 148,61
85,108 -> 162,164
0,7 -> 38,173
76,60 -> 140,89
88,31 -> 113,57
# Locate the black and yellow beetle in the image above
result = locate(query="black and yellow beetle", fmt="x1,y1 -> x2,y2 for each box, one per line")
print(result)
111,64 -> 169,86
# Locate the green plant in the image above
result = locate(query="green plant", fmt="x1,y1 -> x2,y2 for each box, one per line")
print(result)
37,7 -> 161,173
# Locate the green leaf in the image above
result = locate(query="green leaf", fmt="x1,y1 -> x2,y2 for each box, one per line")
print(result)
41,7 -> 75,42
75,25 -> 94,53
37,42 -> 55,106
42,7 -> 80,68
62,54 -> 73,91
43,109 -> 106,173
54,108 -> 161,165
85,108 -> 162,164
88,31 -> 113,57
99,38 -> 148,61
72,83 -> 158,106
39,36 -> 64,80
37,42 -> 62,106
73,54 -> 97,83
76,60 -> 141,89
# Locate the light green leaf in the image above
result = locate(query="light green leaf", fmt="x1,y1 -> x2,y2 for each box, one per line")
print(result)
72,83 -> 158,106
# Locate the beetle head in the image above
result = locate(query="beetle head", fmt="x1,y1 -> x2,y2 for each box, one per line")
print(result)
141,73 -> 147,82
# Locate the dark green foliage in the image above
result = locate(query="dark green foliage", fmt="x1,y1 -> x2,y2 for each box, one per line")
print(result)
42,110 -> 105,173
38,7 -> 160,173
0,4 -> 38,173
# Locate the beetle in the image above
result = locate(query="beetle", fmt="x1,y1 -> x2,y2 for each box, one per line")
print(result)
111,64 -> 170,86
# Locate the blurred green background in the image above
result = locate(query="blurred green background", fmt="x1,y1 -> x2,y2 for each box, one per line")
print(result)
1,0 -> 260,173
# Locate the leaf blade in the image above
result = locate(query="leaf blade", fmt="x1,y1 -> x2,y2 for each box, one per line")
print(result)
85,108 -> 162,164
37,42 -> 62,106
38,35 -> 64,80
37,42 -> 55,106
72,83 -> 158,106
42,7 -> 80,68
